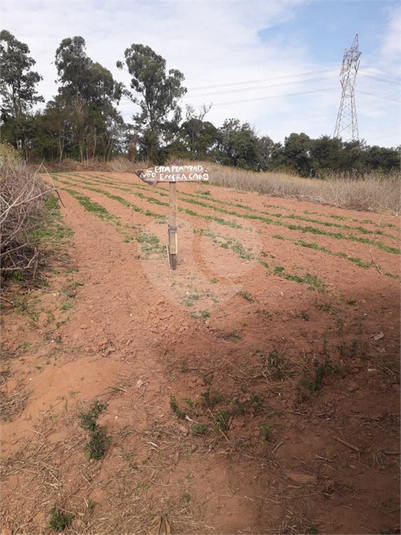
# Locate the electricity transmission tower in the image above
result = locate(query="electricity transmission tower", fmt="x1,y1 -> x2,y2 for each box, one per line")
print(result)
334,34 -> 362,142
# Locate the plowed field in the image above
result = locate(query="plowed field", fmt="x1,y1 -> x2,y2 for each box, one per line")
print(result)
1,171 -> 400,535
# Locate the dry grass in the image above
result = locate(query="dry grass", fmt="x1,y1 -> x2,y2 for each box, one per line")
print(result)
0,146 -> 48,278
37,156 -> 400,213
41,157 -> 144,174
200,162 -> 401,214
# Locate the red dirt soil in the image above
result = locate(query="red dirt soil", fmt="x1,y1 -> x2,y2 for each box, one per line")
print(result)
1,172 -> 400,535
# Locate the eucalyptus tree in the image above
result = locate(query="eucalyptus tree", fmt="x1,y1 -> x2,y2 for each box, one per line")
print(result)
54,36 -> 123,160
0,30 -> 44,151
117,44 -> 187,163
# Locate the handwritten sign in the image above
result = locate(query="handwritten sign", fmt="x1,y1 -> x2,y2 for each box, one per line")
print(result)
135,164 -> 209,185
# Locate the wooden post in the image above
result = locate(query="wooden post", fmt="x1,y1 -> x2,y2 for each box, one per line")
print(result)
168,182 -> 177,270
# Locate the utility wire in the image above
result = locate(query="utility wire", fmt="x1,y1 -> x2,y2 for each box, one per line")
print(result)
358,91 -> 399,103
187,75 -> 337,98
204,86 -> 338,107
359,73 -> 401,86
189,68 -> 338,91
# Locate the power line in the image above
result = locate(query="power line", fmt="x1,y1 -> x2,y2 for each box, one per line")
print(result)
188,68 -> 338,92
359,73 -> 401,86
187,74 -> 337,98
201,86 -> 338,107
358,90 -> 399,103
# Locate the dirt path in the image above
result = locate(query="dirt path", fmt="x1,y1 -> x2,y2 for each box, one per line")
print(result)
1,172 -> 400,534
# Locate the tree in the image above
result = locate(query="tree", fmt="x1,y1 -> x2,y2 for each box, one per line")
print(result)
0,30 -> 44,151
310,136 -> 343,176
54,36 -> 123,160
178,104 -> 218,160
217,119 -> 260,170
283,133 -> 312,177
117,44 -> 187,163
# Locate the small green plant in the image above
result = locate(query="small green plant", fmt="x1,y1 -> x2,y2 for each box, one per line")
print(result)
191,424 -> 209,436
261,424 -> 272,441
182,492 -> 191,503
201,387 -> 222,409
47,503 -> 74,532
86,499 -> 97,513
79,400 -> 110,459
214,409 -> 230,431
79,401 -> 108,432
299,310 -> 310,321
238,290 -> 254,303
170,395 -> 187,419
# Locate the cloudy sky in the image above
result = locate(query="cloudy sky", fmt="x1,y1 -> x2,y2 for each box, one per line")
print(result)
2,0 -> 400,148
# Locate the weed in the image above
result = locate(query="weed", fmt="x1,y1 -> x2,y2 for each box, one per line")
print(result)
79,401 -> 108,431
299,310 -> 310,321
79,401 -> 110,460
182,492 -> 191,503
214,409 -> 230,431
47,503 -> 74,532
238,290 -> 254,303
60,301 -> 74,313
85,427 -> 110,460
170,395 -> 187,419
192,424 -> 209,436
201,387 -> 222,409
296,355 -> 339,401
261,424 -> 272,441
136,232 -> 166,259
86,499 -> 97,513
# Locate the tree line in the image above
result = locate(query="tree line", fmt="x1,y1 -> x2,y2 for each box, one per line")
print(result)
1,30 -> 399,177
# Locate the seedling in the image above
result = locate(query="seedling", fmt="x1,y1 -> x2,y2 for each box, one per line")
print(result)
47,503 -> 74,532
262,424 -> 272,441
238,290 -> 254,303
170,395 -> 186,419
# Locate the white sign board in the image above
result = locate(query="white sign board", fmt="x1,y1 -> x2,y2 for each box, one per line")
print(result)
135,164 -> 209,185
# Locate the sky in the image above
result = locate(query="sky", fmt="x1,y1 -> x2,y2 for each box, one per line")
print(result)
1,0 -> 400,148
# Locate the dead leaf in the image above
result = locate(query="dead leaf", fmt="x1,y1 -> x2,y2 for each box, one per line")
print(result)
150,515 -> 171,535
374,332 -> 384,341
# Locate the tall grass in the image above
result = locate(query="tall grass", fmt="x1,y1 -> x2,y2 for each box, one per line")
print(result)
201,162 -> 400,214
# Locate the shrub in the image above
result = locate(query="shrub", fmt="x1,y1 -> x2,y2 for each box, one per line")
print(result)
0,146 -> 48,279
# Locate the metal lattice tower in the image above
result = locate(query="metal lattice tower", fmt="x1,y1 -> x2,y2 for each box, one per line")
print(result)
334,34 -> 362,142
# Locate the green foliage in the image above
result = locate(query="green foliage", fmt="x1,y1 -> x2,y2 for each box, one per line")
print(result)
47,503 -> 74,532
191,424 -> 209,436
169,395 -> 187,419
79,401 -> 110,460
217,119 -> 260,171
118,44 -> 186,163
261,424 -> 272,441
214,409 -> 230,431
201,387 -> 223,409
79,400 -> 108,431
85,426 -> 110,460
0,30 -> 44,151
